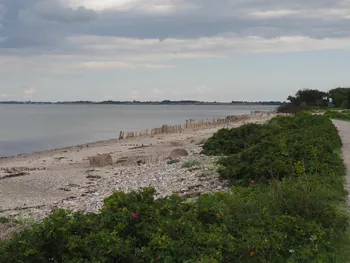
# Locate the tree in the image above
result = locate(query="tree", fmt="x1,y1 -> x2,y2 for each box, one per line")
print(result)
288,89 -> 328,107
329,87 -> 350,108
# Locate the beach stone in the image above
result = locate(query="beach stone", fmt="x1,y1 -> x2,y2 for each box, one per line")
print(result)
168,149 -> 188,159
137,159 -> 146,166
88,154 -> 113,167
170,141 -> 183,147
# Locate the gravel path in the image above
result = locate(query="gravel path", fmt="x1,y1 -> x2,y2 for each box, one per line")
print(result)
332,120 -> 350,204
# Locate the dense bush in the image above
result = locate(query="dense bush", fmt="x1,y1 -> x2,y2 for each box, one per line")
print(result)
276,103 -> 301,114
216,114 -> 342,185
1,114 -> 349,262
324,110 -> 350,121
202,123 -> 266,155
329,87 -> 350,108
1,184 -> 348,263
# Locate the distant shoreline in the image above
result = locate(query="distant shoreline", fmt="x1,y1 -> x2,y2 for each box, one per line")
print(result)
0,111 -> 276,159
0,101 -> 282,106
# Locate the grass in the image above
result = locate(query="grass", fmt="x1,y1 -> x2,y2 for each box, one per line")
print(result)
308,106 -> 346,112
324,110 -> 350,121
182,159 -> 200,168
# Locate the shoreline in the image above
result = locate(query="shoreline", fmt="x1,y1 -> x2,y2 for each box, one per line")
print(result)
0,112 -> 279,222
0,111 -> 274,160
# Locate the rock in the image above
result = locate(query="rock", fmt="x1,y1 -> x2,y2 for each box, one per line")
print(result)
168,149 -> 189,159
137,159 -> 146,166
170,141 -> 183,147
88,154 -> 113,167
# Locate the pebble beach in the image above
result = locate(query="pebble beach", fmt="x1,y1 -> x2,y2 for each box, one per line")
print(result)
0,112 -> 277,222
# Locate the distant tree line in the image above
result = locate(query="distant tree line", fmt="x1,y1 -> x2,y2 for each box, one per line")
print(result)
0,100 -> 282,105
278,87 -> 350,113
231,101 -> 282,105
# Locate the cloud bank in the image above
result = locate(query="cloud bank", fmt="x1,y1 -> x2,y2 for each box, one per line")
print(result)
1,0 -> 350,56
1,0 -> 350,100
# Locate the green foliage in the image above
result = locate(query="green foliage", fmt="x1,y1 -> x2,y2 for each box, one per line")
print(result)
216,114 -> 343,185
167,159 -> 180,165
0,217 -> 10,224
276,103 -> 301,114
202,123 -> 266,155
1,184 -> 348,263
182,159 -> 200,168
1,114 -> 349,262
329,87 -> 350,108
288,89 -> 328,107
278,89 -> 329,113
324,110 -> 350,121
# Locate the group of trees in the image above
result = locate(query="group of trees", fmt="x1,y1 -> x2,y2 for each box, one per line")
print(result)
329,87 -> 350,108
287,89 -> 329,107
278,87 -> 350,113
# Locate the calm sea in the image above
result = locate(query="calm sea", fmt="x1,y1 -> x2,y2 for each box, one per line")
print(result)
0,104 -> 277,157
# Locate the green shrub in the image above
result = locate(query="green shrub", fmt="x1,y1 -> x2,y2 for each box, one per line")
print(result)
324,110 -> 350,121
277,103 -> 301,113
202,123 -> 266,155
215,114 -> 342,185
0,217 -> 10,224
1,114 -> 349,262
182,159 -> 200,168
167,159 -> 180,165
1,185 -> 348,263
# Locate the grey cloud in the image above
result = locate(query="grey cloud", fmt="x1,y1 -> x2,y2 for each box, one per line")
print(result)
0,5 -> 6,20
34,1 -> 98,23
0,0 -> 350,52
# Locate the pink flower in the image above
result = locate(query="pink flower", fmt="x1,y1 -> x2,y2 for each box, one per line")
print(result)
250,180 -> 255,184
131,212 -> 139,220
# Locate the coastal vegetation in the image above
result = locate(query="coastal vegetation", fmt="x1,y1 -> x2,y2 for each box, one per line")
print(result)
0,100 -> 282,105
166,159 -> 180,165
1,113 -> 349,262
182,159 -> 201,168
278,87 -> 350,113
324,110 -> 350,121
329,87 -> 350,109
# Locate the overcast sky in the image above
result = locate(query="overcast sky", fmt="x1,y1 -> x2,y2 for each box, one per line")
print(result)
1,0 -> 350,102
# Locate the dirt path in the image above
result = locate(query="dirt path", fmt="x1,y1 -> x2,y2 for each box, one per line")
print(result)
332,120 -> 350,204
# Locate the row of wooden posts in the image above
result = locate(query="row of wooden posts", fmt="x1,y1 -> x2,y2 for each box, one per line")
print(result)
118,112 -> 274,140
